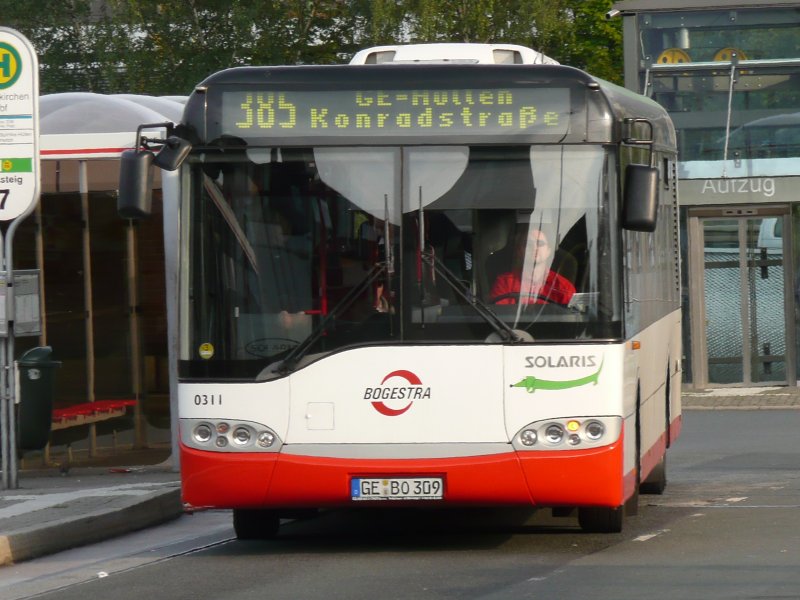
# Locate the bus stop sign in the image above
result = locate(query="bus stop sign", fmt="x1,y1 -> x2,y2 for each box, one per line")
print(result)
0,28 -> 39,223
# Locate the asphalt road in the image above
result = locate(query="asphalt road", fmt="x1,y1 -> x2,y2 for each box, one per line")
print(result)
6,409 -> 800,600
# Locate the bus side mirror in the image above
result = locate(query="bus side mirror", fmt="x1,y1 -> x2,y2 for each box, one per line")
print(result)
622,164 -> 658,232
118,149 -> 154,219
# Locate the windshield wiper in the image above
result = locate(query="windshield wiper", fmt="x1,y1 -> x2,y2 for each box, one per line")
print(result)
276,262 -> 387,374
421,250 -> 522,343
202,174 -> 259,274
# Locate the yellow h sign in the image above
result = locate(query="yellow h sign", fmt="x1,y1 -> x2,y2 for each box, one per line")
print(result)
0,42 -> 21,89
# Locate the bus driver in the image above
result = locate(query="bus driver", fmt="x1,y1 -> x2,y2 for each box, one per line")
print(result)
490,227 -> 575,306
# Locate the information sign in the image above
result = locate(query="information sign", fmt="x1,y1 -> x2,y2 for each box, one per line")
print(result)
0,270 -> 41,337
0,28 -> 39,222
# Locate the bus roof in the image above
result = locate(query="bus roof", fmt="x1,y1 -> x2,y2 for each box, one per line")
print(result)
349,43 -> 559,65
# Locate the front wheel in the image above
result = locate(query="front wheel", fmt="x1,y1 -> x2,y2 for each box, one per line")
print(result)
578,506 -> 623,533
233,508 -> 280,540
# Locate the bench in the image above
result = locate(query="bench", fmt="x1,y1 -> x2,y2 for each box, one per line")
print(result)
51,399 -> 137,431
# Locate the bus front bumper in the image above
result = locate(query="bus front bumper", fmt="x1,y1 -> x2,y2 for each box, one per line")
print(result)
180,440 -> 627,511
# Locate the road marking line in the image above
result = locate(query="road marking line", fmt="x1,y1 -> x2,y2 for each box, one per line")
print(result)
634,529 -> 669,542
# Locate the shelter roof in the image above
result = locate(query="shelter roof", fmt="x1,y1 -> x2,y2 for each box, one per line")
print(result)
40,93 -> 186,160
612,0 -> 800,13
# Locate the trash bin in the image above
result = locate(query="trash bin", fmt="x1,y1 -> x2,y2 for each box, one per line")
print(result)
16,346 -> 61,451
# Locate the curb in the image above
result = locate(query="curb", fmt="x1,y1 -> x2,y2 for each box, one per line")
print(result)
682,391 -> 800,410
0,486 -> 183,566
683,402 -> 800,410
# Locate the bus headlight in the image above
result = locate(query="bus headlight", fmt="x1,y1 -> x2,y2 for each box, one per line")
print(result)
232,426 -> 252,446
519,429 -> 537,446
585,421 -> 605,441
181,419 -> 282,453
544,424 -> 564,444
512,416 -> 622,451
193,423 -> 213,444
257,431 -> 276,448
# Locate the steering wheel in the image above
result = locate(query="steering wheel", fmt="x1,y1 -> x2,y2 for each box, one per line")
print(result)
490,292 -> 568,307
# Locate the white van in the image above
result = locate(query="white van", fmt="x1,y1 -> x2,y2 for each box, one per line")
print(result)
757,217 -> 782,250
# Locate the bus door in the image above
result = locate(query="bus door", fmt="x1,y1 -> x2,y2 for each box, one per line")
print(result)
687,205 -> 796,386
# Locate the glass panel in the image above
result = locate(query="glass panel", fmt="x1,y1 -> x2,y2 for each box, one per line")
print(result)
640,9 -> 800,179
184,148 -> 400,380
650,66 -> 800,179
137,195 -> 171,431
703,218 -> 744,383
41,194 -> 88,406
405,146 -> 612,332
639,8 -> 800,64
90,193 -> 133,399
182,145 -> 619,381
401,145 -> 613,342
702,216 -> 788,385
746,217 -> 786,383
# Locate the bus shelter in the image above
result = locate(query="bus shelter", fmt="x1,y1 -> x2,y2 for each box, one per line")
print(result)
18,93 -> 184,465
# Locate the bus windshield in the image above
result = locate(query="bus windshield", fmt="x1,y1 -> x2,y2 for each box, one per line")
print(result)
181,144 -> 620,380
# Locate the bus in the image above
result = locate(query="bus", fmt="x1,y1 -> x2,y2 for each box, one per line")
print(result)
118,46 -> 682,535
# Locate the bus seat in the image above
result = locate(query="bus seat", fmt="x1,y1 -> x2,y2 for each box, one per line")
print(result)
552,248 -> 578,285
474,212 -> 516,299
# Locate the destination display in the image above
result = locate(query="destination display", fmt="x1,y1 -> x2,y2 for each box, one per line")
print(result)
220,87 -> 571,139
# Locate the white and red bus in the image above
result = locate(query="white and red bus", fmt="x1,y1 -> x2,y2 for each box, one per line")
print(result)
119,45 -> 682,535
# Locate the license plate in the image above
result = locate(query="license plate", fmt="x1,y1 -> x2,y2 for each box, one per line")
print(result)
351,477 -> 444,501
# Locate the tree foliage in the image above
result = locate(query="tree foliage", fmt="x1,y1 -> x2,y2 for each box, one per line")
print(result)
0,0 -> 622,95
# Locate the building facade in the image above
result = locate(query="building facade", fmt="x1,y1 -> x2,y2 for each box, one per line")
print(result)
614,0 -> 800,387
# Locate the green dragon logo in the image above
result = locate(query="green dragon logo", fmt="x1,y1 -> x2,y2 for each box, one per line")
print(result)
511,358 -> 604,393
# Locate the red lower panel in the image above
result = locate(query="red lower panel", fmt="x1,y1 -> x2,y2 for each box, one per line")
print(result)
519,440 -> 625,507
181,440 -> 626,510
266,452 -> 533,507
181,447 -> 278,509
670,414 -> 683,447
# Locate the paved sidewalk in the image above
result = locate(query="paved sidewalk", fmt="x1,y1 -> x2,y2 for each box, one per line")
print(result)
681,385 -> 800,410
0,464 -> 181,566
0,386 -> 798,566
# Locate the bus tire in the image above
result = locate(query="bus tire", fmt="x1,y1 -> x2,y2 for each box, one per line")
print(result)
640,455 -> 667,495
233,508 -> 280,540
578,506 -> 623,533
